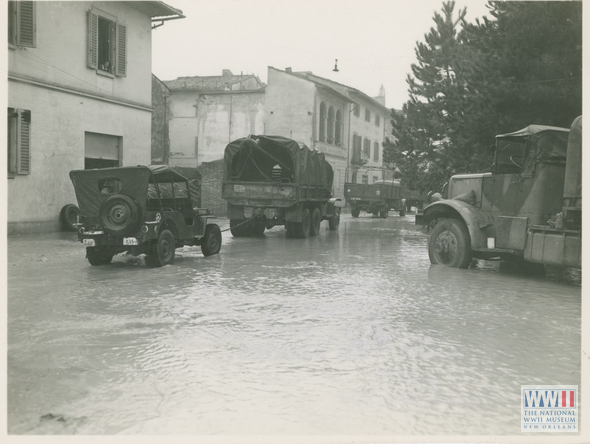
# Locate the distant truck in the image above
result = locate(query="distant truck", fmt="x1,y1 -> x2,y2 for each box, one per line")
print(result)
222,135 -> 343,238
344,179 -> 406,218
416,117 -> 582,269
344,177 -> 428,218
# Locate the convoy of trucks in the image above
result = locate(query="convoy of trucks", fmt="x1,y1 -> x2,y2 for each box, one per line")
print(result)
67,116 -> 581,274
416,116 -> 582,269
221,135 -> 343,238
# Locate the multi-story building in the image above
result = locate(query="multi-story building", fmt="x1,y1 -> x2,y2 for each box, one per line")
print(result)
160,66 -> 391,208
163,70 -> 266,168
265,67 -> 392,196
7,1 -> 183,233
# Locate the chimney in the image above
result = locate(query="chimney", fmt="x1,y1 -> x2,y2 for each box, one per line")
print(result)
285,67 -> 292,73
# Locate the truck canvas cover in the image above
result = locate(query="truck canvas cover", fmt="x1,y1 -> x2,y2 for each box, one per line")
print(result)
224,135 -> 334,190
69,165 -> 188,218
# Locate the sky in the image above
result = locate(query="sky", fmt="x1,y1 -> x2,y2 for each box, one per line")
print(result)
151,0 -> 492,110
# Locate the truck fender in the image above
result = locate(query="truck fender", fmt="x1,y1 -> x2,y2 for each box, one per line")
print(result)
422,200 -> 493,249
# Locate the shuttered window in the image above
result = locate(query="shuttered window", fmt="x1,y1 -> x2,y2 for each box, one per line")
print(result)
87,9 -> 127,77
8,108 -> 31,175
8,1 -> 36,47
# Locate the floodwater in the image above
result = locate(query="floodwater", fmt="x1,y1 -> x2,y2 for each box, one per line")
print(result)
7,213 -> 581,436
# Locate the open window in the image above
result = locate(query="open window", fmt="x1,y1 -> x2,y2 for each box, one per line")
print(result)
88,9 -> 127,77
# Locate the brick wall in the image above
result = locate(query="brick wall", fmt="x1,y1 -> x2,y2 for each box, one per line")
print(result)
199,159 -> 226,216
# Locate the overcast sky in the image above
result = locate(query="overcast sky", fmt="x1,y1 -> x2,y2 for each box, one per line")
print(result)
151,0 -> 491,110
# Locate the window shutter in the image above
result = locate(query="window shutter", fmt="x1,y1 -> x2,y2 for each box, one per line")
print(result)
16,1 -> 35,47
17,110 -> 31,175
115,23 -> 127,77
87,10 -> 98,69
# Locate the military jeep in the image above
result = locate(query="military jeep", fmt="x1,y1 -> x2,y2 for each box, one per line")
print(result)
69,165 -> 221,267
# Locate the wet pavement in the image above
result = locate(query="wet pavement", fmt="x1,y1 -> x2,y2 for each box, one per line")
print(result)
7,212 -> 581,436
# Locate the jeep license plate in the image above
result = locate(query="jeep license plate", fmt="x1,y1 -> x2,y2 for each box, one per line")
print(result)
123,237 -> 138,246
82,238 -> 95,247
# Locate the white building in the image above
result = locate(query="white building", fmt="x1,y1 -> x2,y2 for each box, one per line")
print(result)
7,1 -> 184,233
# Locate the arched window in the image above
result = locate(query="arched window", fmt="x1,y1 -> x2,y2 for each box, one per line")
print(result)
327,106 -> 334,143
319,102 -> 326,142
335,109 -> 342,145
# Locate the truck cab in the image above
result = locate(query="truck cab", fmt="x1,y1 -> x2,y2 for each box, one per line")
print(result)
417,122 -> 580,269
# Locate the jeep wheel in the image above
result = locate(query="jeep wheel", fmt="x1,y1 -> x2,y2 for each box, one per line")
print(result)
202,224 -> 222,256
86,247 -> 114,266
310,207 -> 321,236
351,207 -> 360,218
151,229 -> 175,267
328,207 -> 341,230
60,204 -> 80,232
100,194 -> 139,235
380,210 -> 389,219
428,218 -> 472,268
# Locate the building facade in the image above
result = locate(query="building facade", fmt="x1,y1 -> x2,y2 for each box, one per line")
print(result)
7,1 -> 183,233
159,66 -> 392,208
163,70 -> 265,168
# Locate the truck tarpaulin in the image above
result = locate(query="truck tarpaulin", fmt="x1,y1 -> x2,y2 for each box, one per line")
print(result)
224,135 -> 334,190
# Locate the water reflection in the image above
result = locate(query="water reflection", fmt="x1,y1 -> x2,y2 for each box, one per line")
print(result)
7,215 -> 581,435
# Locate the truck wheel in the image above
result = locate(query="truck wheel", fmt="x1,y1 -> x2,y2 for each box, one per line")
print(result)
251,220 -> 265,236
310,208 -> 321,236
329,208 -> 341,230
230,219 -> 249,237
151,229 -> 175,267
351,208 -> 360,218
60,204 -> 80,231
201,224 -> 222,256
86,247 -> 114,266
428,218 -> 472,268
399,208 -> 406,217
289,209 -> 312,238
380,210 -> 389,219
100,194 -> 139,235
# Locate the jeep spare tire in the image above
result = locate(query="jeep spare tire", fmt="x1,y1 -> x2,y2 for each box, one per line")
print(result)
99,193 -> 139,235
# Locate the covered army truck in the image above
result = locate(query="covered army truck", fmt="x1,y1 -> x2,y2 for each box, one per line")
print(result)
344,179 -> 406,218
417,117 -> 582,269
222,135 -> 343,238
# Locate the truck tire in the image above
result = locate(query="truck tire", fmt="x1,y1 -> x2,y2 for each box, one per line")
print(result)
201,224 -> 222,256
86,247 -> 114,266
351,207 -> 360,218
60,204 -> 80,232
380,210 -> 388,219
329,208 -> 341,230
399,208 -> 406,217
150,229 -> 175,267
310,207 -> 321,236
251,219 -> 265,236
100,194 -> 139,235
287,208 -> 312,238
230,219 -> 250,237
428,218 -> 472,268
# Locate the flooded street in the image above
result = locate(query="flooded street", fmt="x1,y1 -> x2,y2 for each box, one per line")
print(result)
7,213 -> 581,436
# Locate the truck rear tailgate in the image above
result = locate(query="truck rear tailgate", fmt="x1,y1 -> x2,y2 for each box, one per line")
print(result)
223,182 -> 298,207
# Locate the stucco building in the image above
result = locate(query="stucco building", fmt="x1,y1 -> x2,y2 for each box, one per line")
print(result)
162,66 -> 391,202
163,70 -> 266,168
7,1 -> 183,233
